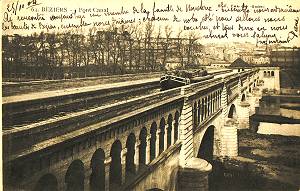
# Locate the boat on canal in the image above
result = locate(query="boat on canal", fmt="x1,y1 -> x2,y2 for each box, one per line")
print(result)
160,68 -> 213,90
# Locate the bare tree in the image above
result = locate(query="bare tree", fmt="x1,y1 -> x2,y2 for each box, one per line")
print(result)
161,25 -> 172,70
144,21 -> 154,71
176,29 -> 185,68
2,35 -> 10,78
155,26 -> 162,71
90,27 -> 104,75
187,31 -> 200,68
132,23 -> 143,72
2,21 -> 206,80
125,24 -> 137,72
11,35 -> 22,78
46,33 -> 58,79
61,31 -> 72,78
118,25 -> 131,73
105,23 -> 121,74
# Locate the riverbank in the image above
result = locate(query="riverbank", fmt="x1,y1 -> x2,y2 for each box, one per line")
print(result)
209,129 -> 300,191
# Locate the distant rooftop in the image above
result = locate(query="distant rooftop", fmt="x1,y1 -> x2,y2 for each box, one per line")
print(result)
229,58 -> 251,68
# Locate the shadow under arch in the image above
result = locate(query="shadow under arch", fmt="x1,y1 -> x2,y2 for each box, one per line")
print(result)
241,94 -> 246,102
90,148 -> 105,191
167,114 -> 173,148
228,104 -> 237,120
174,111 -> 180,142
65,159 -> 85,191
159,117 -> 166,154
110,140 -> 122,188
197,125 -> 215,163
34,173 -> 58,191
139,127 -> 147,166
150,122 -> 158,162
126,133 -> 136,180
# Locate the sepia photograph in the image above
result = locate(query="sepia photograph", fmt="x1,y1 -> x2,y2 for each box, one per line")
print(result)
1,0 -> 300,190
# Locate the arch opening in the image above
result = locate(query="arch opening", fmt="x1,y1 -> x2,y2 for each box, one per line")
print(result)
212,93 -> 215,113
65,160 -> 85,191
150,122 -> 157,161
159,118 -> 166,154
193,102 -> 198,127
211,94 -> 214,114
146,188 -> 164,191
34,174 -> 58,191
126,133 -> 136,180
90,149 -> 105,191
139,127 -> 147,166
228,104 -> 237,120
241,94 -> 246,102
198,100 -> 201,123
174,111 -> 180,142
110,140 -> 122,188
167,114 -> 173,148
207,96 -> 211,117
197,126 -> 215,163
201,99 -> 205,121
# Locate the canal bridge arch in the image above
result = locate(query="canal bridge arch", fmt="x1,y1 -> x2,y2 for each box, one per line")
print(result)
193,114 -> 223,163
197,125 -> 215,163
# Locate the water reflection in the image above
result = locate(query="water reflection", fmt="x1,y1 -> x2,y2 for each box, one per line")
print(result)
258,122 -> 300,137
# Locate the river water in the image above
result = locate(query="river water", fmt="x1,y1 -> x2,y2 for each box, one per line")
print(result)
255,96 -> 300,137
257,122 -> 300,136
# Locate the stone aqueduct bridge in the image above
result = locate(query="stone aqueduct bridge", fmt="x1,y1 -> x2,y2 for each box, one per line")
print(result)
3,67 -> 279,191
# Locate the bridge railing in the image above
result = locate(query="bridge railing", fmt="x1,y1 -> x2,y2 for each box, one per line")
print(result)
183,77 -> 223,96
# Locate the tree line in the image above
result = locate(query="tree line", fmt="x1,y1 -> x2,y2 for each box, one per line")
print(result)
2,23 -> 203,80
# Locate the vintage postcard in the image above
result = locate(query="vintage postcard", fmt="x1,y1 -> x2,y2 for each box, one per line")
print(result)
1,0 -> 300,190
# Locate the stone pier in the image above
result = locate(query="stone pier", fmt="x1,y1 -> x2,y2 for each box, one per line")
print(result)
238,101 -> 250,129
220,119 -> 238,157
178,158 -> 212,191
